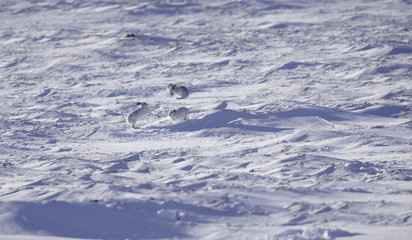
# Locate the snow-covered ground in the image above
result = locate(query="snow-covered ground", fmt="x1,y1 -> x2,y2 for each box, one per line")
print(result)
1,0 -> 412,239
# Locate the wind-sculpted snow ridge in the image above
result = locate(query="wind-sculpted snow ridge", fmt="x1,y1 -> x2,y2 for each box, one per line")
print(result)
1,0 -> 412,239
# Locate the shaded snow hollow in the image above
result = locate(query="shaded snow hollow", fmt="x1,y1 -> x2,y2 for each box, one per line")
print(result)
1,0 -> 412,239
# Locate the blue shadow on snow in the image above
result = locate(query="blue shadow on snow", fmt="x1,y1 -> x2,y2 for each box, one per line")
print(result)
166,109 -> 290,132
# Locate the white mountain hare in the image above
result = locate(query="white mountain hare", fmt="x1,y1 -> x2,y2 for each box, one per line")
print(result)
169,107 -> 189,121
167,84 -> 189,99
126,102 -> 152,129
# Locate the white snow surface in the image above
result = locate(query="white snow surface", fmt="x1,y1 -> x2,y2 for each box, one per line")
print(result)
1,0 -> 412,239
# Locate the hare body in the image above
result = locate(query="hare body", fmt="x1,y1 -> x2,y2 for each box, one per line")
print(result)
167,84 -> 189,99
169,107 -> 189,121
126,102 -> 151,128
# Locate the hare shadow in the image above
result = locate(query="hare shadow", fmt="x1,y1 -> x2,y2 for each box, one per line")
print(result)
165,109 -> 290,133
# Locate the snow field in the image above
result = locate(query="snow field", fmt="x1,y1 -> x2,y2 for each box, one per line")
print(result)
1,0 -> 412,239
